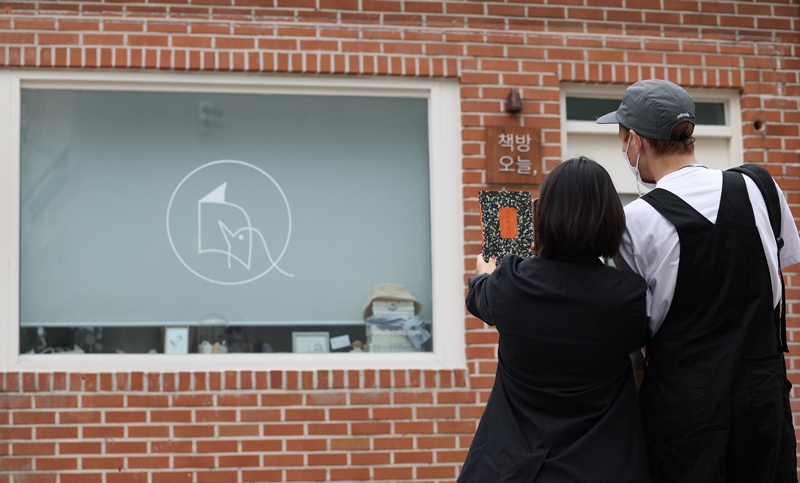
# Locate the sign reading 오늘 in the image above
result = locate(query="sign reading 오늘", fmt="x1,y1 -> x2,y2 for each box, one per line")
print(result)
485,126 -> 544,185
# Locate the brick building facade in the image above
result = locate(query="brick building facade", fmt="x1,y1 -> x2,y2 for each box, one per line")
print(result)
1,0 -> 799,482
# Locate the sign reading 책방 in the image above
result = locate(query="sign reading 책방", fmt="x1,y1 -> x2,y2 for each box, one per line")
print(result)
485,126 -> 544,185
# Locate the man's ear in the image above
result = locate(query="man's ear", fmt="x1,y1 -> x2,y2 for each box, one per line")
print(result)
629,129 -> 646,153
618,125 -> 628,142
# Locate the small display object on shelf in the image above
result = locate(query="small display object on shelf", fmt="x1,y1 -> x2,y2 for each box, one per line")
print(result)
367,325 -> 420,353
363,284 -> 428,353
329,334 -> 352,351
372,301 -> 415,318
292,332 -> 330,353
369,300 -> 418,352
164,327 -> 190,354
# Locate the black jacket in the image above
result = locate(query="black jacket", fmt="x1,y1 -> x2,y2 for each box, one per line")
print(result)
460,254 -> 650,483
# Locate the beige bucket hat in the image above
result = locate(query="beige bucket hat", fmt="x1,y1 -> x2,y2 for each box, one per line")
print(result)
362,283 -> 422,319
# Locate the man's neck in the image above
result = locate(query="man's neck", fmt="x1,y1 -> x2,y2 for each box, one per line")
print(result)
651,154 -> 699,182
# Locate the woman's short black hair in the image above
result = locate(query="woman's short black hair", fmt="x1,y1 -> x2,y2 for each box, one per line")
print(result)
534,156 -> 625,259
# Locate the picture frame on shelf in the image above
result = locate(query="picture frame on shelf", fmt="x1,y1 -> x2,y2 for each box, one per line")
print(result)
164,327 -> 190,354
292,332 -> 330,353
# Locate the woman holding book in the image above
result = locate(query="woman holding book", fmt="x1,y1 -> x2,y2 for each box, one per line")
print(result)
459,157 -> 649,483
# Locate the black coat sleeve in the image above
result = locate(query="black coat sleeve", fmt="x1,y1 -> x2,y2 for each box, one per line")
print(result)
466,273 -> 496,326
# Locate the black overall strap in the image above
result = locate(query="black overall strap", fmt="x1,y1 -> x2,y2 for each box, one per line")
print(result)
729,164 -> 782,241
716,170 -> 757,226
728,164 -> 788,352
640,187 -> 713,241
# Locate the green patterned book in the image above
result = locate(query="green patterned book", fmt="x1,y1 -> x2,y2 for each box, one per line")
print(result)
478,190 -> 535,266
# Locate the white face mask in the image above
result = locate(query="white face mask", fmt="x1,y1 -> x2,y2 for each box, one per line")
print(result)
623,134 -> 657,195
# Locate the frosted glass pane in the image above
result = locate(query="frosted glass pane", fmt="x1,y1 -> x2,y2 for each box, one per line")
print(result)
566,134 -> 731,195
691,136 -> 731,170
566,134 -> 640,195
20,90 -> 432,338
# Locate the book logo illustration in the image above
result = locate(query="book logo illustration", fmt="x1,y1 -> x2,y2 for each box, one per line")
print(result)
167,160 -> 294,285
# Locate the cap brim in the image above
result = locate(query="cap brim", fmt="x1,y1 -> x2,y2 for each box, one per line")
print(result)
595,111 -> 619,124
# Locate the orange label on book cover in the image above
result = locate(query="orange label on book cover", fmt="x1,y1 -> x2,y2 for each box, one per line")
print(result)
498,207 -> 518,239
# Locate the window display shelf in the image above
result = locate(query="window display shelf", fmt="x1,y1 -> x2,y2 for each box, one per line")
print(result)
20,320 -> 366,328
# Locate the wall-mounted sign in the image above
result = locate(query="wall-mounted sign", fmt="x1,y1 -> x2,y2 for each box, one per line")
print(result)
485,126 -> 544,185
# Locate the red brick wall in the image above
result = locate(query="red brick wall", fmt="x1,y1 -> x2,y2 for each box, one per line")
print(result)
0,370 -> 473,482
1,1 -> 799,482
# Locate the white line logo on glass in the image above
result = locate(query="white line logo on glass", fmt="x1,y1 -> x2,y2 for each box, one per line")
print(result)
166,160 -> 294,285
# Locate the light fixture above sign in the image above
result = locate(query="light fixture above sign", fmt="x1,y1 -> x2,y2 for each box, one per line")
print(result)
505,89 -> 523,114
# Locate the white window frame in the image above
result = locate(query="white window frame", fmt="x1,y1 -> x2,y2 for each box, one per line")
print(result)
0,70 -> 465,372
560,83 -> 743,181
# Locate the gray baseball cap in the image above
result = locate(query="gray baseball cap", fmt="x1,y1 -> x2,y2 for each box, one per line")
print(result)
596,79 -> 695,140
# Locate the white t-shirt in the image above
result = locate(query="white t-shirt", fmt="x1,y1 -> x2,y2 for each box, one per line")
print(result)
614,166 -> 800,335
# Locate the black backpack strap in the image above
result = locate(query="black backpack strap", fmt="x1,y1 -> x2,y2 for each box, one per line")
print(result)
728,164 -> 787,352
729,164 -> 783,245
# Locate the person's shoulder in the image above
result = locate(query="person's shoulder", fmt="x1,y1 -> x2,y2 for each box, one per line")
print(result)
494,253 -> 527,276
487,255 -> 542,296
623,197 -> 658,225
624,197 -> 650,214
599,264 -> 647,306
498,253 -> 543,275
658,166 -> 722,197
614,264 -> 647,290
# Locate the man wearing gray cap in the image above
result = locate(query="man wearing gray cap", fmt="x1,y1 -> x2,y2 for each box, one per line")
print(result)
597,79 -> 800,482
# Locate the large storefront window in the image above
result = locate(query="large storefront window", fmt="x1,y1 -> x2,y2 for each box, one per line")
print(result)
13,82 -> 451,360
20,90 -> 432,355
